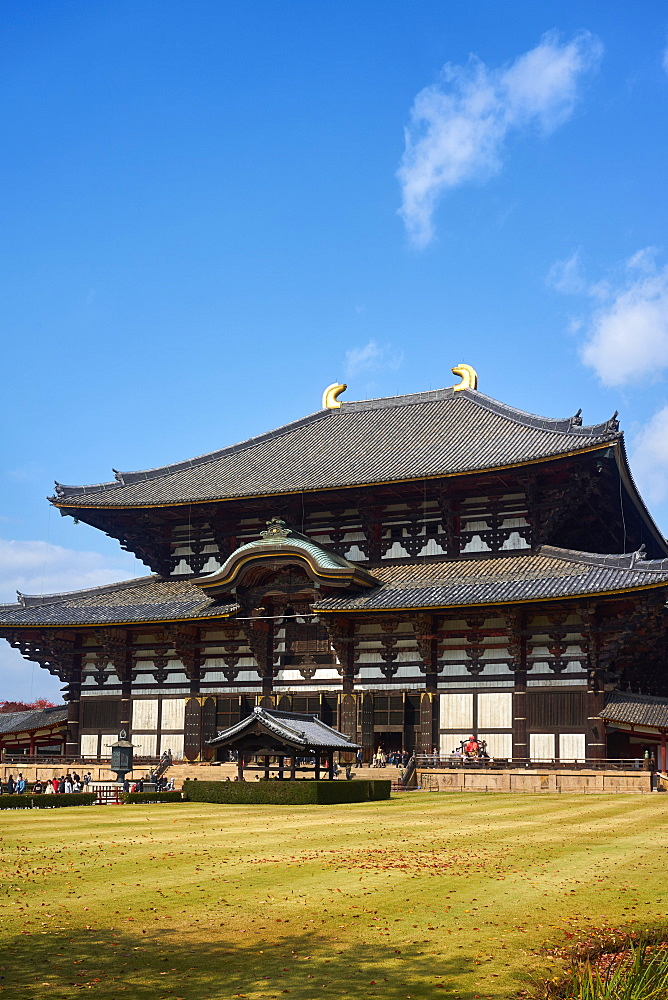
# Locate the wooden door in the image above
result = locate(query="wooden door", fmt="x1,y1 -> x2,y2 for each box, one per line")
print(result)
419,693 -> 434,753
200,697 -> 217,760
360,693 -> 374,762
339,693 -> 357,741
184,697 -> 202,761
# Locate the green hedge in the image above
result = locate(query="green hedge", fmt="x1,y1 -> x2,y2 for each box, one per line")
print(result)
0,792 -> 97,809
121,791 -> 183,804
182,779 -> 391,805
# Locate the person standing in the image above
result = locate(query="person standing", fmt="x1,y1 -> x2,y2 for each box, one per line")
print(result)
16,773 -> 26,794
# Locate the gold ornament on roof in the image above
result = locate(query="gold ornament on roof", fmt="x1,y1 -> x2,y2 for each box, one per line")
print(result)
322,383 -> 347,409
451,364 -> 478,391
260,517 -> 292,540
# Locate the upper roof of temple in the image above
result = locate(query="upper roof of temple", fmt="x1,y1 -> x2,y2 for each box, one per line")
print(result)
51,384 -> 621,509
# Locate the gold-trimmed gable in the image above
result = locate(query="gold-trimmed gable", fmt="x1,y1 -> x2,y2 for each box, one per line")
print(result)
192,518 -> 379,597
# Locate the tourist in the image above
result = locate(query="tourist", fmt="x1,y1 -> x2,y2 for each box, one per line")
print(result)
57,776 -> 66,793
44,779 -> 55,795
16,773 -> 27,794
83,772 -> 91,787
52,777 -> 60,793
64,775 -> 73,794
72,777 -> 82,792
356,749 -> 363,768
6,775 -> 15,794
33,779 -> 43,794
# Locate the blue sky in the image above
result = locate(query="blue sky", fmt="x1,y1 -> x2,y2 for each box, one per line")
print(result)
2,1 -> 668,699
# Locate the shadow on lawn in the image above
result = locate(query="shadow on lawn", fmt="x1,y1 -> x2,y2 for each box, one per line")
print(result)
0,925 -> 503,1000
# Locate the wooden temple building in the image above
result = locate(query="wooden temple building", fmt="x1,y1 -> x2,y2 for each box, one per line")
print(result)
2,365 -> 668,768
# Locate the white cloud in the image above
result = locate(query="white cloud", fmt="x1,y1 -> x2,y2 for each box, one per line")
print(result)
547,250 -> 587,294
344,340 -> 404,379
397,30 -> 602,247
630,405 -> 668,504
0,538 -> 146,701
580,261 -> 668,387
0,537 -> 145,603
0,642 -> 63,703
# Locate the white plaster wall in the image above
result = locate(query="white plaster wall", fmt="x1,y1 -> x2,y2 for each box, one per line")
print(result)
439,693 -> 473,730
479,733 -> 513,759
80,734 -> 98,757
133,733 -> 157,756
530,733 -> 556,760
161,698 -> 185,730
132,700 -> 159,730
559,733 -> 586,761
159,733 -> 184,759
478,692 -> 512,729
439,732 -> 470,754
101,734 -> 117,755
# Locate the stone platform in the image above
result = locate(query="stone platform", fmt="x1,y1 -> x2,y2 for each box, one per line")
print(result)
417,767 -> 654,793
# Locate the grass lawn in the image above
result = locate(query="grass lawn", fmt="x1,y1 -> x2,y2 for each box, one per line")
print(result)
1,793 -> 667,1000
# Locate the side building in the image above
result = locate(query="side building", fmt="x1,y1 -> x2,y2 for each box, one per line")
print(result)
2,369 -> 668,766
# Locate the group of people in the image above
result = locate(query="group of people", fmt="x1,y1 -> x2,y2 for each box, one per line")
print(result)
122,776 -> 175,792
1,771 -> 92,794
369,748 -> 411,768
422,737 -> 491,766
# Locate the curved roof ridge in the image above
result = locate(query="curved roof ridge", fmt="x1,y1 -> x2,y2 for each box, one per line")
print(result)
51,386 -> 620,501
54,408 -> 331,497
16,574 -> 161,608
468,390 -> 619,437
539,544 -> 668,573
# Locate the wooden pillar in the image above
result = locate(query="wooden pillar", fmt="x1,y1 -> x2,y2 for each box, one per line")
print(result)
263,755 -> 270,780
508,611 -> 528,761
65,652 -> 83,758
327,755 -> 335,781
659,732 -> 667,774
237,754 -> 244,781
586,670 -> 606,761
278,756 -> 284,780
314,753 -> 320,781
290,755 -> 296,781
325,618 -> 356,697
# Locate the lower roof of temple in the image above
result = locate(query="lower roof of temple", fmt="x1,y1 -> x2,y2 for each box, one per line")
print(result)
2,546 -> 668,628
600,691 -> 668,730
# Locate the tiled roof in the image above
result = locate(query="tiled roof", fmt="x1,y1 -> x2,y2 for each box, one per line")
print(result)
600,692 -> 668,730
194,521 -> 379,594
0,577 -> 237,627
313,546 -> 668,613
2,545 -> 667,628
208,707 -> 359,750
0,706 -> 68,735
52,387 -> 619,508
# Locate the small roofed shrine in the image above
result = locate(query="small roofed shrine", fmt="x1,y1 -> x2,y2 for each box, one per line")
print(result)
208,706 -> 360,780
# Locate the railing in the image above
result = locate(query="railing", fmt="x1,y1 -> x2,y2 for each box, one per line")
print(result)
1,754 -> 172,766
413,755 -> 653,771
396,754 -> 417,789
149,752 -> 173,782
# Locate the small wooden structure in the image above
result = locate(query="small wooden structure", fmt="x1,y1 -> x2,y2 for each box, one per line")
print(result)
208,707 -> 359,781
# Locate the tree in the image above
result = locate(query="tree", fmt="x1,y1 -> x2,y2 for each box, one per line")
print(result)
0,698 -> 57,713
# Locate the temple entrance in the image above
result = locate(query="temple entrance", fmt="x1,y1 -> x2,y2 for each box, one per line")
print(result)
373,731 -> 403,752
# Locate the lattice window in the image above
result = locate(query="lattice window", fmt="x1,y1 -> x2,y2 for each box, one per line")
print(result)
284,621 -> 331,655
